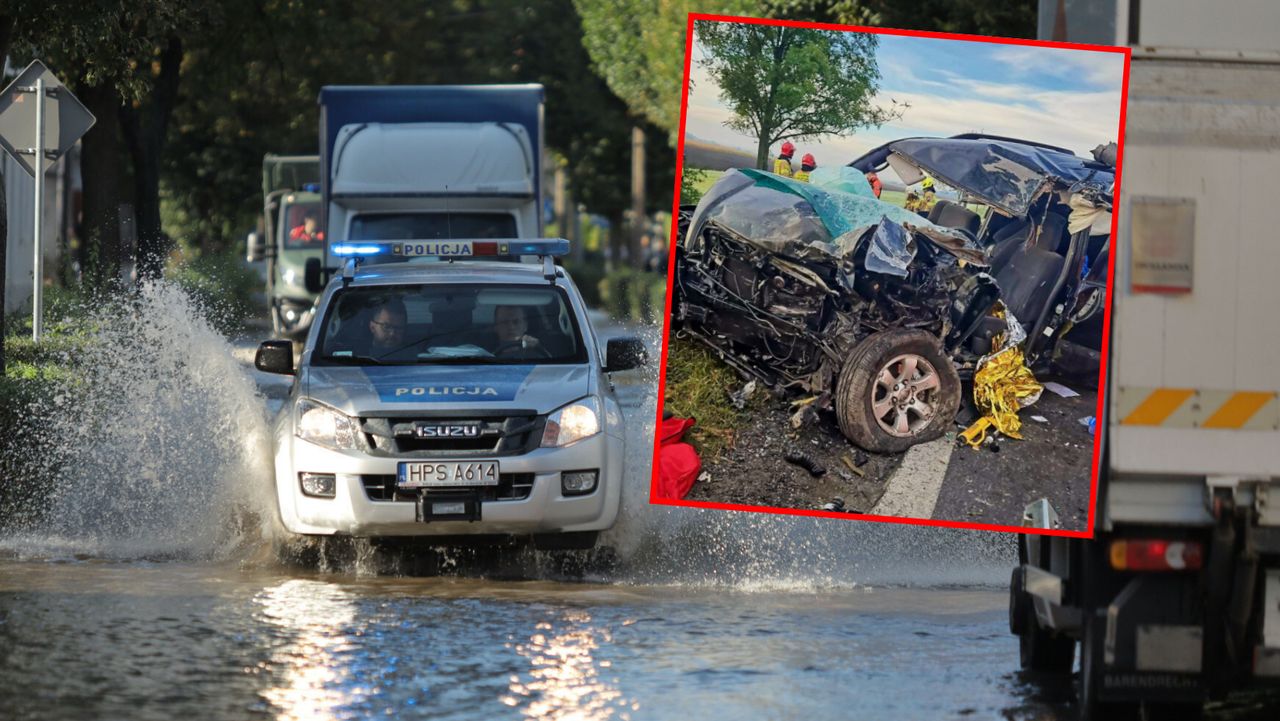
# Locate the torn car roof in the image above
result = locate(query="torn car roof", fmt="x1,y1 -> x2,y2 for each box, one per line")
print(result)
848,136 -> 1114,218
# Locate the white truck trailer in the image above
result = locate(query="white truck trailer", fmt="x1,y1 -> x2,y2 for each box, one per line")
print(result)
304,85 -> 545,293
1014,1 -> 1280,718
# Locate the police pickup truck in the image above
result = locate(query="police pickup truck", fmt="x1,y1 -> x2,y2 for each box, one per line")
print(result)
253,239 -> 646,551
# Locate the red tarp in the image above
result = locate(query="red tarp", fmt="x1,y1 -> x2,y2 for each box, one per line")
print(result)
654,416 -> 700,500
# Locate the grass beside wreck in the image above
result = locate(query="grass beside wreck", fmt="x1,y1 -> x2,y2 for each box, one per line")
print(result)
662,336 -> 761,458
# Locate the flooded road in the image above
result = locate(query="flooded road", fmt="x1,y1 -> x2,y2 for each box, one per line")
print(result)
1,286 -> 1276,720
0,559 -> 1039,721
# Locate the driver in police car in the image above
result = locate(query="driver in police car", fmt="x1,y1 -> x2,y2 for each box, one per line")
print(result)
492,305 -> 545,358
367,298 -> 408,358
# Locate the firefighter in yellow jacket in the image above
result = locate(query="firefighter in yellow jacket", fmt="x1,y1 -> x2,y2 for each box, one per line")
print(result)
773,141 -> 795,177
793,153 -> 816,182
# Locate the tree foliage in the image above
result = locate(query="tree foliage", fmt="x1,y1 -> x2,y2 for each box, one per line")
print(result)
766,0 -> 1036,39
698,22 -> 896,168
574,0 -> 761,137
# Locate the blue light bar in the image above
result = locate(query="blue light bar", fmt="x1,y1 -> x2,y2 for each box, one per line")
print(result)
329,238 -> 570,260
331,243 -> 389,256
504,239 -> 570,257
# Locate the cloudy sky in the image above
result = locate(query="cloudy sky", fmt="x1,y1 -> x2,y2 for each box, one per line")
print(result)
685,28 -> 1126,175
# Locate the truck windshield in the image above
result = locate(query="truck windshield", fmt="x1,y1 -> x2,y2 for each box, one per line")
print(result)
350,212 -> 517,240
282,201 -> 324,250
314,284 -> 588,366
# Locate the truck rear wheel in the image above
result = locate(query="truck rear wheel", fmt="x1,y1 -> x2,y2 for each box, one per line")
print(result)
1011,567 -> 1075,673
1079,611 -> 1139,721
835,330 -> 961,453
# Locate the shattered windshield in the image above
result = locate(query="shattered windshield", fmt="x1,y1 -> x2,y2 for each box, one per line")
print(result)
314,284 -> 587,366
686,169 -> 988,267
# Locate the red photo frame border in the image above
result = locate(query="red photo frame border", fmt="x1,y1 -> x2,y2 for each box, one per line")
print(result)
649,12 -> 1132,539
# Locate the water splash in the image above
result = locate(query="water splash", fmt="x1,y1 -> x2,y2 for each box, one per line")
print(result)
569,314 -> 1017,590
1,282 -> 275,560
1,295 -> 1015,588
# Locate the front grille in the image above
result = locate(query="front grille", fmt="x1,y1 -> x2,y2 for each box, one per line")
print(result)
361,413 -> 544,457
361,473 -> 535,502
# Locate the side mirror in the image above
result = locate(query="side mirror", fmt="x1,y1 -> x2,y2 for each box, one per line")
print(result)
255,340 -> 295,375
604,337 -> 647,373
246,231 -> 266,263
304,257 -> 325,293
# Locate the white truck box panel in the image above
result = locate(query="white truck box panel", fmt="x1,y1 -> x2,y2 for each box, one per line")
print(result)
1133,0 -> 1280,57
1111,60 -> 1280,476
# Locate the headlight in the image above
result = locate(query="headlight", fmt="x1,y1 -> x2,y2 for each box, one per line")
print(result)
295,399 -> 365,450
541,396 -> 601,448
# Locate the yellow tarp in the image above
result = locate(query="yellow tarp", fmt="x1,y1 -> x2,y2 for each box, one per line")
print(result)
961,312 -> 1042,449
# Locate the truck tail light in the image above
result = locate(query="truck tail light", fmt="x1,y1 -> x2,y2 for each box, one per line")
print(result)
1109,539 -> 1203,571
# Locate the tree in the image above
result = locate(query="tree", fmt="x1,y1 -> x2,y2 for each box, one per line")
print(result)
697,22 -> 896,169
574,0 -> 762,137
8,0 -> 214,288
766,0 -> 1036,39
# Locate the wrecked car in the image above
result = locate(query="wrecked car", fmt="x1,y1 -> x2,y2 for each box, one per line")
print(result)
671,135 -> 1114,453
850,134 -> 1114,368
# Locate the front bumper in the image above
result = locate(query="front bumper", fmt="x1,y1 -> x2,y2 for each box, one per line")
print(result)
274,431 -> 623,537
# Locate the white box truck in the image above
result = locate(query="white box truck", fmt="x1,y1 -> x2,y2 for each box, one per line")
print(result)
304,84 -> 545,292
1013,1 -> 1280,718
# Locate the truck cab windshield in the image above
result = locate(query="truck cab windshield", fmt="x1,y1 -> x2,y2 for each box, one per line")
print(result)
350,212 -> 518,240
315,284 -> 587,366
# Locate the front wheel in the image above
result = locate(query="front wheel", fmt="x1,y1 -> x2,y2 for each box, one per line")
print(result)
532,531 -> 599,551
835,330 -> 961,453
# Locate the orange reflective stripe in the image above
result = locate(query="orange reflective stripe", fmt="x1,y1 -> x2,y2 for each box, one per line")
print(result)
1121,388 -> 1195,426
1202,392 -> 1273,429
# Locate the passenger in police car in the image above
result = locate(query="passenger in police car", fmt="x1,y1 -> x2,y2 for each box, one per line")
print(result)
491,305 -> 548,358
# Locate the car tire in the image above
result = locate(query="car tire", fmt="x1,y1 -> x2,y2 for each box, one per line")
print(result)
532,531 -> 598,552
835,330 -> 961,453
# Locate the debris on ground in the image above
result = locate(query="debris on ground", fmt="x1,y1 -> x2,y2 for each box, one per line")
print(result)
787,394 -> 825,430
820,497 -> 860,513
841,453 -> 866,476
1030,415 -> 1049,423
784,449 -> 827,477
728,380 -> 758,410
790,403 -> 819,430
1043,381 -> 1080,398
1080,416 -> 1096,435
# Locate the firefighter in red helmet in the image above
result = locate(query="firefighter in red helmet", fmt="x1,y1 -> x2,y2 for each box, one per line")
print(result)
773,141 -> 795,177
794,153 -> 816,183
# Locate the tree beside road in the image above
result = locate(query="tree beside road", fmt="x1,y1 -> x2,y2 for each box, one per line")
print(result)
697,21 -> 897,170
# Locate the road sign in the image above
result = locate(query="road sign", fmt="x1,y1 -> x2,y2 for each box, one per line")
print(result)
0,60 -> 95,342
0,59 -> 95,176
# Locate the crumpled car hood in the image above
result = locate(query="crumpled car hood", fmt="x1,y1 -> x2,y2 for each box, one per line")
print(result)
686,168 -> 988,274
850,136 -> 1115,218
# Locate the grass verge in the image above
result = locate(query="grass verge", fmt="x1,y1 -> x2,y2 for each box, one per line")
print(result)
662,336 -> 764,458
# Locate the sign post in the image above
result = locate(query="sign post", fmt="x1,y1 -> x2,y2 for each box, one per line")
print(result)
32,77 -> 45,340
0,60 -> 96,342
